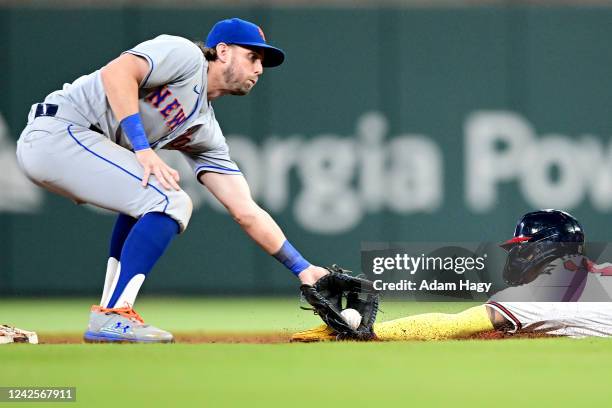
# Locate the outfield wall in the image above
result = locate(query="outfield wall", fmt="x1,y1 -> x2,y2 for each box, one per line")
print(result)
2,6 -> 612,295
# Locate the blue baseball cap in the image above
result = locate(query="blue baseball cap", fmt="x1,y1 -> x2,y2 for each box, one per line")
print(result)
205,18 -> 285,68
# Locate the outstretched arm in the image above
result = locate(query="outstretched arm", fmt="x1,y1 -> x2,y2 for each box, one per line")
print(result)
373,305 -> 496,341
291,304 -> 515,342
200,172 -> 328,284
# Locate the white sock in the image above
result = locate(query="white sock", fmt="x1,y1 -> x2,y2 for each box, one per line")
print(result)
114,274 -> 146,309
100,258 -> 119,307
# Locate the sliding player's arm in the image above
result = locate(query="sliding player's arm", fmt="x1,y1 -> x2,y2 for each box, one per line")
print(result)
291,304 -> 512,342
373,305 -> 498,341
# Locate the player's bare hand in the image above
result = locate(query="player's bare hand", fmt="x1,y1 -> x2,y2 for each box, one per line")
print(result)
298,265 -> 330,285
135,148 -> 181,191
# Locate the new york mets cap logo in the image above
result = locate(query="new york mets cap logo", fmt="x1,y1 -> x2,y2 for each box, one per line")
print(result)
257,26 -> 266,41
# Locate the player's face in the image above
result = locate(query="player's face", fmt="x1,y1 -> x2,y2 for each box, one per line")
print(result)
224,46 -> 264,95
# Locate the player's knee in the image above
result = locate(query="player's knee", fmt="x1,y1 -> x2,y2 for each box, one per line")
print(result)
165,190 -> 193,232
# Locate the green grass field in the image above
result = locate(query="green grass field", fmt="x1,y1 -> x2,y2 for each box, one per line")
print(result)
2,298 -> 612,407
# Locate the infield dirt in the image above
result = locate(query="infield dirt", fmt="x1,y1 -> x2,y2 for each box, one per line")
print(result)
37,330 -> 550,344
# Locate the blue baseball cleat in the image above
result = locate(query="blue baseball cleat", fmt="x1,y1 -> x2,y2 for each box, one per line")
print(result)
83,305 -> 174,343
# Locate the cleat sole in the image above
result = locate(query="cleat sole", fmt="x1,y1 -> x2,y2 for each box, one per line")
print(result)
83,331 -> 174,344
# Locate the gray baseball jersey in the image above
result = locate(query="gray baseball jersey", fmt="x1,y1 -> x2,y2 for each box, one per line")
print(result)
44,34 -> 241,176
16,35 -> 240,232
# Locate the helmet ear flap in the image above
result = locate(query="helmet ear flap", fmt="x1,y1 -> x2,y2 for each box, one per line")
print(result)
503,245 -> 530,285
502,241 -> 548,286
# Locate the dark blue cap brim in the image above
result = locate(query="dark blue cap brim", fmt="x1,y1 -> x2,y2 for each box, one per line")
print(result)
231,42 -> 285,67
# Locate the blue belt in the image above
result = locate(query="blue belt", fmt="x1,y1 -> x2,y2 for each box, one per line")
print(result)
35,103 -> 103,134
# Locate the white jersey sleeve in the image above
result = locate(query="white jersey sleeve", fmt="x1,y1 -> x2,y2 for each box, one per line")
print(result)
486,302 -> 612,338
125,35 -> 202,88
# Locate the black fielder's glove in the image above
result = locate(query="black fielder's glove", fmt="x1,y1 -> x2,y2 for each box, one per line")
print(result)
300,265 -> 379,341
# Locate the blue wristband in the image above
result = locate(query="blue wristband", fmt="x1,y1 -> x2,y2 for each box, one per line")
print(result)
273,240 -> 311,276
120,113 -> 150,151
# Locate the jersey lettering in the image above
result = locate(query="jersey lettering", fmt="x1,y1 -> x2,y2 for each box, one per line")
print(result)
144,86 -> 171,108
160,99 -> 180,118
167,110 -> 187,131
145,87 -> 188,131
565,259 -> 612,276
587,260 -> 612,276
164,126 -> 199,150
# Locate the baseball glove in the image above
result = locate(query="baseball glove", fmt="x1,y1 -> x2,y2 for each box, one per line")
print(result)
300,265 -> 379,340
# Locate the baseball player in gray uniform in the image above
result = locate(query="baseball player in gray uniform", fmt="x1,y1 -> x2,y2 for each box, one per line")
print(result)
16,18 -> 331,343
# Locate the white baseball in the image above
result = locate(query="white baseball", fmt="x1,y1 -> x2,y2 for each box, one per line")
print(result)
341,308 -> 362,330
